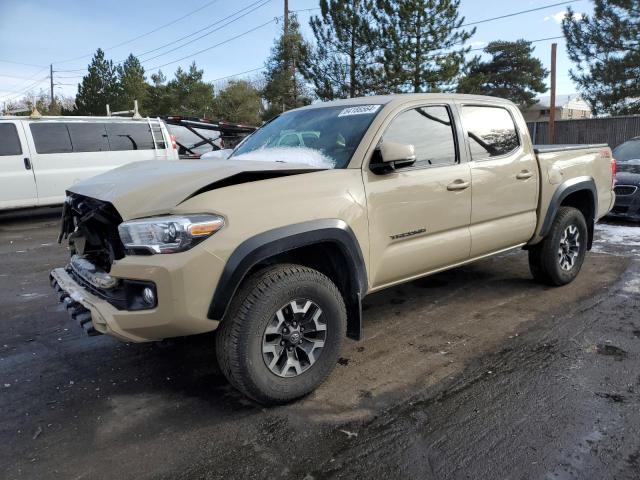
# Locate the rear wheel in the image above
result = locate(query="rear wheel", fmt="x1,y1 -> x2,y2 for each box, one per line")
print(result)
215,264 -> 346,404
528,206 -> 588,286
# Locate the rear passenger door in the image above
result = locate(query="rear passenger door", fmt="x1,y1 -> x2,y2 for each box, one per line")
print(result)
0,121 -> 38,209
458,104 -> 539,257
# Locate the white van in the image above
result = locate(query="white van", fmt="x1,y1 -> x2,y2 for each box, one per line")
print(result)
0,116 -> 179,211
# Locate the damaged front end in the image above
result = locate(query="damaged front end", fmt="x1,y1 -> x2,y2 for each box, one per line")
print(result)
58,193 -> 125,272
52,194 -> 157,336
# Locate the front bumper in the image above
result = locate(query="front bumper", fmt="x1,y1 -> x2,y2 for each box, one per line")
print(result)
609,186 -> 640,221
50,247 -> 225,342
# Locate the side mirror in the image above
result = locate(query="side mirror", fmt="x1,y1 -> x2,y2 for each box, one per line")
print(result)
370,141 -> 416,173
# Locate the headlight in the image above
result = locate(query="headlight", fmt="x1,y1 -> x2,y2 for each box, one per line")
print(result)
118,214 -> 224,254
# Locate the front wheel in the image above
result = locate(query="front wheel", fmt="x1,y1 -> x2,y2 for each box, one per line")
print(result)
215,264 -> 346,405
528,206 -> 588,286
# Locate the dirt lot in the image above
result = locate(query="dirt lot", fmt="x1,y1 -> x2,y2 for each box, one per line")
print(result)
1,208 -> 639,479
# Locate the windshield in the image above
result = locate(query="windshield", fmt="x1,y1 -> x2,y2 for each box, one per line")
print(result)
229,104 -> 382,168
613,139 -> 640,164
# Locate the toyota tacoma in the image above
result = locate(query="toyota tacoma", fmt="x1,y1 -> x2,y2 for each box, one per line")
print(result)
50,94 -> 616,404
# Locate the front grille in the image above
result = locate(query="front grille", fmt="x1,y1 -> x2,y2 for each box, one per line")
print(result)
614,185 -> 638,196
68,267 -> 127,310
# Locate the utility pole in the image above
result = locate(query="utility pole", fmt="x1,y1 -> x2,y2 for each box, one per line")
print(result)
50,64 -> 54,109
283,0 -> 296,109
284,0 -> 289,37
548,43 -> 557,145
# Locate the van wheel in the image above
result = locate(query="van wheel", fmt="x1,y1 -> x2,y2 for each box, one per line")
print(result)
528,206 -> 588,286
215,264 -> 346,405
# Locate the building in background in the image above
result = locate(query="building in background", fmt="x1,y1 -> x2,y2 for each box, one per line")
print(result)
523,94 -> 592,122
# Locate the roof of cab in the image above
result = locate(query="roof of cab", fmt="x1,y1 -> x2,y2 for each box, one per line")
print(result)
295,93 -> 515,111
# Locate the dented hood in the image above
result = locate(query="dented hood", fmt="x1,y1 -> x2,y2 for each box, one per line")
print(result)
68,159 -> 324,220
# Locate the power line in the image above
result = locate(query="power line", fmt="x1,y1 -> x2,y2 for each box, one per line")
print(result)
0,59 -> 47,69
0,76 -> 50,101
460,0 -> 579,27
53,0 -> 222,65
468,35 -> 565,52
53,0 -> 274,74
136,0 -> 272,61
211,66 -> 264,82
145,18 -> 277,71
139,0 -> 272,65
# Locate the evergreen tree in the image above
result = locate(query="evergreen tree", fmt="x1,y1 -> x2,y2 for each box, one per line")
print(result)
75,48 -> 119,115
376,0 -> 475,93
144,70 -> 172,116
562,0 -> 640,115
263,14 -> 312,120
166,62 -> 215,116
212,80 -> 263,125
302,0 -> 382,100
116,54 -> 147,112
457,40 -> 548,109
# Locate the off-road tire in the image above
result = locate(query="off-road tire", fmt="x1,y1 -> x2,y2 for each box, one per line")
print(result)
528,206 -> 588,286
215,264 -> 346,405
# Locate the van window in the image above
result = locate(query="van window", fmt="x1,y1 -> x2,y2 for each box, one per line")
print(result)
30,123 -> 73,154
461,106 -> 520,160
67,123 -> 110,152
106,123 -> 156,151
382,105 -> 458,168
0,123 -> 22,156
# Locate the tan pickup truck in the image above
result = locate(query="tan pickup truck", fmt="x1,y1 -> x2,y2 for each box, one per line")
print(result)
50,94 -> 615,404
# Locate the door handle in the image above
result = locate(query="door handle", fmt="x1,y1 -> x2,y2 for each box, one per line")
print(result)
447,179 -> 470,191
516,170 -> 533,180
23,158 -> 32,170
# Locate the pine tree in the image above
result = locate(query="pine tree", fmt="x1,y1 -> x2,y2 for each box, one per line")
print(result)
166,62 -> 215,116
457,40 -> 548,109
562,0 -> 640,115
75,48 -> 119,115
212,80 -> 263,125
263,14 -> 312,120
144,70 -> 171,116
376,0 -> 475,93
117,54 -> 147,112
302,0 -> 382,100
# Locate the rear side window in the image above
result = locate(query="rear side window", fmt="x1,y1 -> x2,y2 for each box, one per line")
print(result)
0,123 -> 22,156
106,123 -> 156,151
67,123 -> 110,152
30,123 -> 73,154
382,105 -> 458,167
461,106 -> 520,160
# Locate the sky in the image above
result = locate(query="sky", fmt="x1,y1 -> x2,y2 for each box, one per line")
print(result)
0,0 -> 594,107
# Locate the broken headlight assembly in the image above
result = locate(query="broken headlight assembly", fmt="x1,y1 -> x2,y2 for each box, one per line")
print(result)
118,214 -> 224,254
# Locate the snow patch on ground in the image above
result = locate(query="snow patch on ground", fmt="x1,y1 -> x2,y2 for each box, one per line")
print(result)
593,223 -> 640,246
232,147 -> 336,168
623,276 -> 640,295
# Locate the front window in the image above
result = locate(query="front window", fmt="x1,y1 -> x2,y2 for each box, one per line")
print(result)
230,105 -> 382,168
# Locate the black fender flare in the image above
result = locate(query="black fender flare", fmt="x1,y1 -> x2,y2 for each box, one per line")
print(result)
539,176 -> 597,248
208,219 -> 367,340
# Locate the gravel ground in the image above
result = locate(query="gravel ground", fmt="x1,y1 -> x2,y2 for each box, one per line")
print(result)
0,209 -> 638,479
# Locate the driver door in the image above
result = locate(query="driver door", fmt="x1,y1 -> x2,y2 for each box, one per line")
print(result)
363,104 -> 472,290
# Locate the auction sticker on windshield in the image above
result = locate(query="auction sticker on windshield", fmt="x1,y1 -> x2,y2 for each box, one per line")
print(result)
338,105 -> 381,117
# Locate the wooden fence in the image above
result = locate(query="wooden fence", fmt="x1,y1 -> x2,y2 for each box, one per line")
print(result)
527,115 -> 640,149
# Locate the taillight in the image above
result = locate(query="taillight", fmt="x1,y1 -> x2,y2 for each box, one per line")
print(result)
611,157 -> 617,187
170,134 -> 177,150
